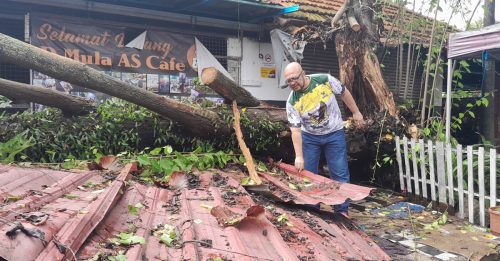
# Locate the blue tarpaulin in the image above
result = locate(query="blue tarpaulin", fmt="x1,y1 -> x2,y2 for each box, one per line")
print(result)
371,202 -> 425,219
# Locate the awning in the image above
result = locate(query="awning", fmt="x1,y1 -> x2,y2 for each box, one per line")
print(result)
90,0 -> 299,23
448,23 -> 500,59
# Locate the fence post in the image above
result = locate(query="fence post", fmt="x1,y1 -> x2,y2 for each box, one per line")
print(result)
478,147 -> 485,226
403,137 -> 412,193
395,137 -> 405,191
411,139 -> 420,196
446,143 -> 455,207
428,140 -> 436,202
456,144 -> 464,219
467,146 -> 474,223
419,139 -> 427,198
436,141 -> 447,205
490,149 -> 497,208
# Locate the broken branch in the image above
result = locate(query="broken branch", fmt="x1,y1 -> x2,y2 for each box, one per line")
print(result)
330,0 -> 350,28
347,11 -> 361,32
231,101 -> 262,185
201,67 -> 261,107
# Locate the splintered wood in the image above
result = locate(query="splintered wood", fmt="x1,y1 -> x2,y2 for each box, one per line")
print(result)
231,100 -> 262,185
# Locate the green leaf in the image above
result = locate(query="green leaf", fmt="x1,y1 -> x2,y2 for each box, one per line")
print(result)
150,147 -> 162,156
277,213 -> 288,224
257,161 -> 268,172
468,111 -> 475,118
163,145 -> 173,154
64,194 -> 79,199
137,155 -> 150,166
157,225 -> 177,246
128,204 -> 138,215
481,97 -> 489,107
423,128 -> 431,136
128,203 -> 143,216
116,232 -> 145,245
241,177 -> 255,186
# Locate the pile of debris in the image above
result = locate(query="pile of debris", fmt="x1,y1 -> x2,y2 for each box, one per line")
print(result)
0,159 -> 390,260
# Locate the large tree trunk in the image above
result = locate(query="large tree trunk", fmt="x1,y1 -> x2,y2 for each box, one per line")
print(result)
201,67 -> 261,107
0,33 -> 230,138
0,78 -> 95,116
335,0 -> 397,117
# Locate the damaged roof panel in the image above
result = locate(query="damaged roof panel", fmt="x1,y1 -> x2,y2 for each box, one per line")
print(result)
0,163 -> 389,261
258,163 -> 373,205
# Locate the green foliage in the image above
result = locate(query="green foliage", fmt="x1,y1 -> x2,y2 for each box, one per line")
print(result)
218,108 -> 284,152
0,96 -> 11,108
277,213 -> 289,224
0,130 -> 33,163
110,232 -> 145,246
127,203 -> 144,216
0,99 -> 283,163
154,224 -> 177,246
422,92 -> 489,143
136,146 -> 242,183
0,100 -> 170,162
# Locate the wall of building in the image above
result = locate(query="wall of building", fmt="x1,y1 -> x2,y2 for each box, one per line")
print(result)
228,38 -> 290,102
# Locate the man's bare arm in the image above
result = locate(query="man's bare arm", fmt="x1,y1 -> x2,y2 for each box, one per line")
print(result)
341,88 -> 365,127
290,127 -> 304,171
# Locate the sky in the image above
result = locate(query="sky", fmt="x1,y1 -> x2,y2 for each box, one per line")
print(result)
404,0 -> 497,30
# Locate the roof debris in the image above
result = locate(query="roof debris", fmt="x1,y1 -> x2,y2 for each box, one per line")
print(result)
0,162 -> 390,260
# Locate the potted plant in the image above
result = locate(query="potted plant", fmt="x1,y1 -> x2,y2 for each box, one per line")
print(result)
489,206 -> 500,235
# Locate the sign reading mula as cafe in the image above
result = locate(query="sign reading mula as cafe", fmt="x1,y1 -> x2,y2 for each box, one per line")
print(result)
31,16 -> 197,74
29,15 -> 204,96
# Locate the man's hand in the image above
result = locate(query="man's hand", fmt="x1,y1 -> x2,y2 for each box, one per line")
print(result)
352,111 -> 365,128
294,156 -> 304,172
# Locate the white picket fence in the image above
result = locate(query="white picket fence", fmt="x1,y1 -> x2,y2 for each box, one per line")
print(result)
395,136 -> 499,226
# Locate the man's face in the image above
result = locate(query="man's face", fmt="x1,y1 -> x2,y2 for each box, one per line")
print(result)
285,69 -> 305,91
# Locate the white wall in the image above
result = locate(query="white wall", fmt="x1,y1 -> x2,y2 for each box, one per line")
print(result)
228,37 -> 290,102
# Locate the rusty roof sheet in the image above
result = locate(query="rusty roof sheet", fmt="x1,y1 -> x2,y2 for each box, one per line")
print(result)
258,0 -> 453,46
259,163 -> 374,205
0,163 -> 389,261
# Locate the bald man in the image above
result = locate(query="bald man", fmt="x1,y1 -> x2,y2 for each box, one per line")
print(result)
285,62 -> 364,215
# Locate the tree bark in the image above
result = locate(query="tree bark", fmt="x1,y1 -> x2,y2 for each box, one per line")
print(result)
0,33 -> 230,138
0,78 -> 95,116
201,67 -> 261,107
232,101 -> 262,185
335,0 -> 397,117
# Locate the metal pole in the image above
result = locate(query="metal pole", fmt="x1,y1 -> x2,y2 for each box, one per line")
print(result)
445,59 -> 452,144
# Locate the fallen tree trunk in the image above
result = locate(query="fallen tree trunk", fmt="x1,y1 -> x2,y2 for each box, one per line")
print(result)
0,33 -> 230,138
0,78 -> 95,116
201,67 -> 261,107
335,0 -> 397,117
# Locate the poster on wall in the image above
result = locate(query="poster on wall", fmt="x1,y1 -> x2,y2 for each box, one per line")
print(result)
29,15 -> 198,101
260,67 -> 276,78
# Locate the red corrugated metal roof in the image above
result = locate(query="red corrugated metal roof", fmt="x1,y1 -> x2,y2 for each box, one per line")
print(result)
259,163 -> 374,205
0,163 -> 390,261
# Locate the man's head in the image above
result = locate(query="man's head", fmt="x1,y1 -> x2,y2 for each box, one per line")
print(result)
284,62 -> 307,91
